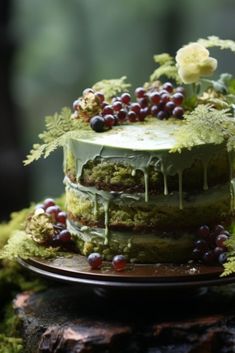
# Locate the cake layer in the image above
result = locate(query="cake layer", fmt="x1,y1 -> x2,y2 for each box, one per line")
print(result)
65,178 -> 232,234
67,220 -> 194,263
66,151 -> 229,193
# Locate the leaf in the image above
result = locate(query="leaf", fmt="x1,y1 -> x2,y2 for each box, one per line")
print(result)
172,105 -> 235,152
153,53 -> 174,65
197,36 -> 235,52
92,76 -> 131,101
150,53 -> 181,83
24,107 -> 89,165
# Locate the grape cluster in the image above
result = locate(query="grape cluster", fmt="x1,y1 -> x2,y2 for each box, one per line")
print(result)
35,198 -> 74,249
134,82 -> 184,120
192,224 -> 229,265
72,82 -> 185,133
87,252 -> 127,271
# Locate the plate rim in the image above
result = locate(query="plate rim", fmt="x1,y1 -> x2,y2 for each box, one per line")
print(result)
18,256 -> 235,289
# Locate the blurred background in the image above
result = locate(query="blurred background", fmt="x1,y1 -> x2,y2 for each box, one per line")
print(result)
1,0 -> 235,220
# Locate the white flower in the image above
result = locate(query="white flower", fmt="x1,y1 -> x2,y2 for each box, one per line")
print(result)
176,43 -> 217,84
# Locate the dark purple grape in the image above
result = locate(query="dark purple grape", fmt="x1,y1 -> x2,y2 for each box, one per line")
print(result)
90,115 -> 105,132
112,254 -> 127,271
139,97 -> 149,108
165,101 -> 176,112
151,105 -> 160,116
198,225 -> 210,238
73,99 -> 80,111
117,109 -> 127,121
128,111 -> 137,122
157,111 -> 168,120
175,86 -> 185,94
216,234 -> 228,250
172,92 -> 184,105
130,103 -> 141,114
159,89 -> 168,96
162,82 -> 174,93
214,224 -> 225,235
195,239 -> 208,251
214,246 -> 224,258
135,87 -> 146,98
57,229 -> 72,243
172,106 -> 184,119
56,211 -> 67,225
87,252 -> 103,269
112,101 -> 123,112
102,105 -> 113,116
150,92 -> 161,105
43,198 -> 56,210
203,250 -> 216,265
95,92 -> 105,103
121,93 -> 131,105
160,93 -> 170,103
104,114 -> 115,128
139,107 -> 149,121
222,230 -> 230,237
218,252 -> 227,264
46,205 -> 61,223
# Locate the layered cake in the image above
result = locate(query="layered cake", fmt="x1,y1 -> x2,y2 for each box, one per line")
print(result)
24,36 -> 235,266
64,119 -> 232,263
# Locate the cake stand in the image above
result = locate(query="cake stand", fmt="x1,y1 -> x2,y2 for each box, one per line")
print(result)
18,254 -> 235,299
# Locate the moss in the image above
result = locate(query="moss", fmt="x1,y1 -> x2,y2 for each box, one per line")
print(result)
0,334 -> 23,353
70,153 -> 230,193
0,231 -> 60,261
0,208 -> 32,249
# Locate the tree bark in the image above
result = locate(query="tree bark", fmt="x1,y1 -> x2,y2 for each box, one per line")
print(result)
14,284 -> 235,353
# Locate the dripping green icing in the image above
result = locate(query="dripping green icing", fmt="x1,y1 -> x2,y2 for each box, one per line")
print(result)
63,119 -> 232,239
66,137 -> 226,212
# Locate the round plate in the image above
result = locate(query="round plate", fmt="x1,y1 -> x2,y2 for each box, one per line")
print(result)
18,254 -> 235,290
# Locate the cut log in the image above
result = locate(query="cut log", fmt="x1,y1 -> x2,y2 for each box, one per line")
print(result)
14,284 -> 235,353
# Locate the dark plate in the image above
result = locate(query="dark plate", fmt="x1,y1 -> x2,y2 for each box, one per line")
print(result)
18,254 -> 235,290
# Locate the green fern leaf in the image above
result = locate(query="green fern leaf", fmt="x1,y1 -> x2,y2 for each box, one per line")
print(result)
172,105 -> 234,152
197,36 -> 235,52
92,76 -> 131,101
24,107 -> 89,165
150,53 -> 181,83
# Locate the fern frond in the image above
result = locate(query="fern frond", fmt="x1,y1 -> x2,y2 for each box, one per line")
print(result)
92,76 -> 131,101
221,257 -> 235,277
153,53 -> 174,65
24,107 -> 89,165
150,53 -> 181,83
24,144 -> 47,165
197,36 -> 235,52
172,105 -> 234,152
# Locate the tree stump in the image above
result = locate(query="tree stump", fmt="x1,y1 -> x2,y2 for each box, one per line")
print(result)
14,283 -> 235,353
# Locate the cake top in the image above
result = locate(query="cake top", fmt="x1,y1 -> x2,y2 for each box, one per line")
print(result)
78,118 -> 182,151
24,36 -> 235,165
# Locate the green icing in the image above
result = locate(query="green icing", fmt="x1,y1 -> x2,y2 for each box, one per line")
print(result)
67,137 -> 228,210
